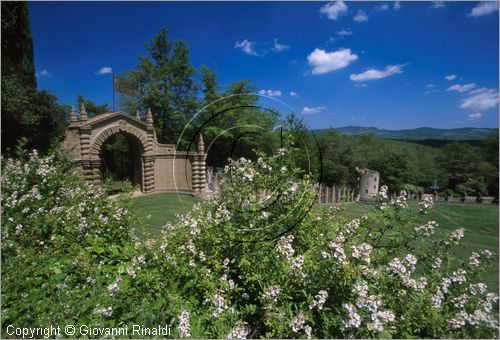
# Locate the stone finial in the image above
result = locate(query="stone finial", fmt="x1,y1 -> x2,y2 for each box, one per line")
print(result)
69,106 -> 78,124
136,109 -> 141,120
80,102 -> 88,122
198,133 -> 205,153
146,108 -> 153,126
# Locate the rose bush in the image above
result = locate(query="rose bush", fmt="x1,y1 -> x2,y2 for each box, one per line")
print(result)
1,149 -> 498,338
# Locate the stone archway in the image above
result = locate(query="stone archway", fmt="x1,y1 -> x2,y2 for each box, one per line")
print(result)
91,127 -> 147,192
60,104 -> 206,196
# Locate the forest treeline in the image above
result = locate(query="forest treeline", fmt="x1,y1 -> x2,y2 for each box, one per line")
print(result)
2,2 -> 498,198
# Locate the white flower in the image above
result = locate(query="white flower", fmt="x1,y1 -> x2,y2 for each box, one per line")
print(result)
107,277 -> 121,295
432,257 -> 442,269
404,254 -> 417,266
289,313 -> 307,332
178,310 -> 191,338
309,290 -> 328,310
418,196 -> 434,213
449,311 -> 468,329
127,266 -> 136,278
469,252 -> 480,267
431,289 -> 444,308
453,294 -> 469,308
482,249 -> 493,259
415,221 -> 437,237
451,269 -> 467,284
440,277 -> 452,293
212,292 -> 229,318
469,283 -> 487,295
277,235 -> 295,259
262,285 -> 281,304
97,306 -> 113,317
304,325 -> 312,339
446,227 -> 465,244
342,303 -> 361,329
351,243 -> 373,264
227,321 -> 250,340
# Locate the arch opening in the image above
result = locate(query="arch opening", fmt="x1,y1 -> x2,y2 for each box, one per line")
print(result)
99,131 -> 144,193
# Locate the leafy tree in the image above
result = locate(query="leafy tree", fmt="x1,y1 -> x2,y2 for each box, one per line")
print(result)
120,27 -> 198,146
195,79 -> 279,168
1,2 -> 65,155
438,141 -> 481,192
76,95 -> 111,117
1,2 -> 36,89
481,130 -> 499,197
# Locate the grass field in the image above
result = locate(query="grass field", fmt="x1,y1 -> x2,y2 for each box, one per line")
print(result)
131,194 -> 499,291
131,193 -> 201,239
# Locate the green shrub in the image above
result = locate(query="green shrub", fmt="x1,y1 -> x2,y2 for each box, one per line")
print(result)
1,149 -> 498,338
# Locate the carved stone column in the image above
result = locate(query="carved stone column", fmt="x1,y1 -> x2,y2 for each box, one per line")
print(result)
78,103 -> 93,183
141,108 -> 156,194
143,155 -> 155,193
193,134 -> 206,196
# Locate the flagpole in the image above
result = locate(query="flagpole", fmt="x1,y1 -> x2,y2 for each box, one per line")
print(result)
112,69 -> 115,112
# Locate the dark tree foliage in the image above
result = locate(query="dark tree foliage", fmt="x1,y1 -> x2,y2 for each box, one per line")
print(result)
1,2 -> 36,89
77,95 -> 111,118
1,2 -> 66,155
120,27 -> 198,146
195,73 -> 279,168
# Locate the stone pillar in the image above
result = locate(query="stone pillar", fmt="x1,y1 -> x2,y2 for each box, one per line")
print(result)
68,106 -> 78,126
142,108 -> 155,193
80,103 -> 88,122
192,134 -> 206,196
143,156 -> 155,193
136,110 -> 141,120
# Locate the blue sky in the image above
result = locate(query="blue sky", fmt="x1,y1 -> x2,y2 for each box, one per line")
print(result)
30,1 -> 499,130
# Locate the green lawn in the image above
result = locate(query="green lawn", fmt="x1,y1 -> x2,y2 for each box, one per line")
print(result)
131,193 -> 201,239
131,194 -> 498,290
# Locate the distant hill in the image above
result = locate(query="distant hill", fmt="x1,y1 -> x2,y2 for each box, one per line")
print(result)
321,126 -> 497,141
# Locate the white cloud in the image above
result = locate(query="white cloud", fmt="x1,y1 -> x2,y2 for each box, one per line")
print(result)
307,48 -> 358,75
302,106 -> 325,114
466,112 -> 482,120
355,83 -> 368,88
353,10 -> 368,22
469,1 -> 499,17
423,89 -> 438,95
258,89 -> 282,97
95,67 -> 112,75
460,88 -> 499,110
289,91 -> 299,97
337,28 -> 353,36
235,39 -> 260,56
394,1 -> 401,10
430,1 -> 446,9
375,3 -> 389,11
350,64 -> 404,82
445,74 -> 457,81
327,36 -> 337,45
447,83 -> 476,93
320,1 -> 348,20
272,38 -> 290,52
425,83 -> 436,89
37,69 -> 53,77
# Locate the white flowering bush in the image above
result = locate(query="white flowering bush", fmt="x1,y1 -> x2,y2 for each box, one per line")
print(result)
151,150 -> 498,338
1,151 -> 173,329
1,149 -> 498,338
